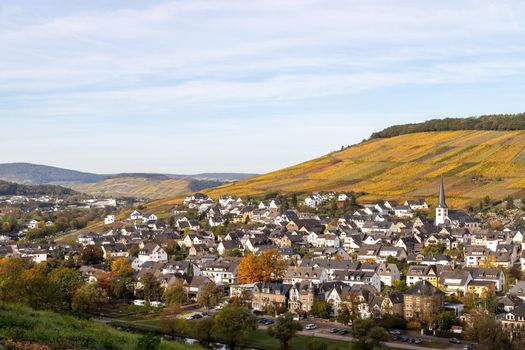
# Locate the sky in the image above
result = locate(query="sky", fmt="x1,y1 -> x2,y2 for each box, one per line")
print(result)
1,0 -> 525,174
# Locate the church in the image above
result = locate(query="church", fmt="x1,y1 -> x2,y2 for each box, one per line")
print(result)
435,177 -> 479,229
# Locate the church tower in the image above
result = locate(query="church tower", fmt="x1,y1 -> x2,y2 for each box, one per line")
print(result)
435,176 -> 448,226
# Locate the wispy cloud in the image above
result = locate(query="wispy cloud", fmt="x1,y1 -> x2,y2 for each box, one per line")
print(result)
1,0 -> 525,172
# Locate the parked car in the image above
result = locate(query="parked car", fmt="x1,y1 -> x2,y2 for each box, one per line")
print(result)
414,338 -> 423,344
339,330 -> 349,335
329,328 -> 339,333
449,338 -> 462,344
305,324 -> 317,330
389,329 -> 401,335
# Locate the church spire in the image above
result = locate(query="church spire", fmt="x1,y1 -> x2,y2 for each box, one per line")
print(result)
437,176 -> 447,208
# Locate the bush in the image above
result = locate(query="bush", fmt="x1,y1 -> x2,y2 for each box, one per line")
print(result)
407,321 -> 422,330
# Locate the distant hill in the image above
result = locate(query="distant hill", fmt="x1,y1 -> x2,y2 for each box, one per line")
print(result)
148,129 -> 525,209
69,176 -> 224,199
0,163 -> 102,184
0,163 -> 256,199
0,180 -> 77,196
370,113 -> 525,139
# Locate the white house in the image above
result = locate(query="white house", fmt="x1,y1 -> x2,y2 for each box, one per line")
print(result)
138,243 -> 168,266
104,215 -> 115,225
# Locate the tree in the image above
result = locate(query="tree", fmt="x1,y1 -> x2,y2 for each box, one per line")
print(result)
506,196 -> 514,210
212,306 -> 257,350
193,317 -> 215,346
140,272 -> 162,302
463,310 -> 516,350
483,195 -> 492,208
112,257 -> 133,276
50,266 -> 82,310
237,253 -> 259,283
257,249 -> 287,282
437,311 -> 457,332
268,313 -> 303,350
80,245 -> 104,265
0,257 -> 29,303
337,303 -> 351,325
135,334 -> 160,350
72,283 -> 107,313
237,250 -> 287,284
198,282 -> 221,308
310,300 -> 332,319
291,193 -> 298,207
351,319 -> 388,350
162,280 -> 187,305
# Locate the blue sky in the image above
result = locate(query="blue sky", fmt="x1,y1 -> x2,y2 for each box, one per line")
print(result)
1,0 -> 525,174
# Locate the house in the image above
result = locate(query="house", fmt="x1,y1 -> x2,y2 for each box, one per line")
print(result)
251,282 -> 292,311
332,270 -> 381,291
403,280 -> 445,322
130,210 -> 142,220
464,267 -> 505,292
464,246 -> 488,267
138,243 -> 168,266
288,282 -> 318,313
404,199 -> 429,211
283,266 -> 328,285
101,243 -> 129,259
217,240 -> 243,256
406,265 -> 438,287
376,263 -> 400,287
439,270 -> 472,295
199,257 -> 240,284
104,215 -> 115,225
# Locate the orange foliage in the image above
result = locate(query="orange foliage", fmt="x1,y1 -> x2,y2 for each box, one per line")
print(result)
237,250 -> 287,284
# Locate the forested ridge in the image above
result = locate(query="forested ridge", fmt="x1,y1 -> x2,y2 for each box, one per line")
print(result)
370,113 -> 525,139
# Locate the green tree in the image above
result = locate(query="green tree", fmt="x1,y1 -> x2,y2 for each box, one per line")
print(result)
337,303 -> 351,325
310,300 -> 332,319
291,193 -> 298,207
72,283 -> 107,313
506,196 -> 514,210
268,313 -> 303,350
437,311 -> 457,332
50,266 -> 82,310
212,306 -> 257,350
140,272 -> 162,302
193,317 -> 215,346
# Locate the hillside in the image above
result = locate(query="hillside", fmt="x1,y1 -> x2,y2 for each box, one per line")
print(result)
0,163 -> 102,184
0,180 -> 77,196
0,303 -> 198,350
148,130 -> 525,209
70,176 -> 222,199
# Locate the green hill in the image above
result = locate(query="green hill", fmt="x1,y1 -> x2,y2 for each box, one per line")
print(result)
0,303 -> 199,350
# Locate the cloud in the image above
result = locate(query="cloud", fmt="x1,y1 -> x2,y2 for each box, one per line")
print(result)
1,0 -> 525,172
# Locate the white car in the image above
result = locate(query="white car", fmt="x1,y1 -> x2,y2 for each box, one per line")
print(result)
305,324 -> 317,330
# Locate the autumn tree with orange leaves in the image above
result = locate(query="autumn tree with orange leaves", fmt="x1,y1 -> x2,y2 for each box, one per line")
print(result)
237,249 -> 287,283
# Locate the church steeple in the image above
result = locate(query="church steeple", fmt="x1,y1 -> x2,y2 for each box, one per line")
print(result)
435,176 -> 448,226
437,176 -> 447,209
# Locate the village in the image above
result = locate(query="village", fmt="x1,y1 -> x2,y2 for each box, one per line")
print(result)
1,178 -> 525,349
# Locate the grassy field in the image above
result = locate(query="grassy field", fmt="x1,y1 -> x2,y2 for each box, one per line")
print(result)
0,303 -> 200,350
145,130 -> 525,210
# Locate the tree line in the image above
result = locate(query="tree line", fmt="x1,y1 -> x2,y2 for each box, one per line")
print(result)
370,113 -> 525,139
